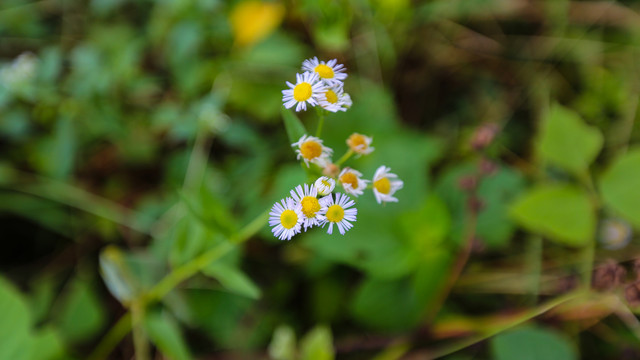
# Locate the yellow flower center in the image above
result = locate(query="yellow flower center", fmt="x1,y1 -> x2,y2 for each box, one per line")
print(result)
325,89 -> 338,104
314,64 -> 334,79
293,82 -> 312,102
374,177 -> 391,194
321,179 -> 332,187
326,204 -> 344,223
340,172 -> 359,189
280,209 -> 298,229
301,196 -> 320,218
347,133 -> 367,152
300,140 -> 322,159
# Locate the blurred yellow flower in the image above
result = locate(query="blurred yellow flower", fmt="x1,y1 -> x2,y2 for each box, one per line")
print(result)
230,1 -> 285,47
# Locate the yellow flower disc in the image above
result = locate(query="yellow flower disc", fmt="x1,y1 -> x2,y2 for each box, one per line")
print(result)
314,64 -> 335,79
293,82 -> 312,102
326,205 -> 344,223
340,172 -> 359,190
301,196 -> 320,218
280,209 -> 298,229
300,140 -> 322,159
374,177 -> 391,194
230,1 -> 285,47
347,133 -> 367,152
325,89 -> 338,104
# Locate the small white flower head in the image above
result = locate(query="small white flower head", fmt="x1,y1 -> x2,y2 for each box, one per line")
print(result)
338,168 -> 368,197
290,183 -> 325,230
314,176 -> 335,196
0,52 -> 38,90
318,85 -> 351,113
599,219 -> 632,250
282,72 -> 324,112
346,133 -> 374,155
302,57 -> 347,86
292,134 -> 333,167
318,193 -> 357,235
372,166 -> 403,204
269,197 -> 303,241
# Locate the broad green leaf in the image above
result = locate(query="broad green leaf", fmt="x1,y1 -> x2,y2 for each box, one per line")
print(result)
398,194 -> 451,253
202,263 -> 261,299
0,276 -> 32,360
53,279 -> 107,344
537,104 -> 603,175
510,184 -> 595,246
28,327 -> 65,360
144,311 -> 192,360
492,326 -> 577,360
268,325 -> 296,360
281,108 -> 307,145
599,148 -> 640,229
300,326 -> 334,360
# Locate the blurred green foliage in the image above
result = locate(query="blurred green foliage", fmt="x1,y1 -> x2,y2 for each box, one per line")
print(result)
1,0 -> 640,359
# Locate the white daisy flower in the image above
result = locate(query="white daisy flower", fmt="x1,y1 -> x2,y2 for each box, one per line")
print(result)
372,166 -> 403,204
290,183 -> 325,230
318,85 -> 351,113
282,72 -> 324,112
291,134 -> 333,167
314,176 -> 335,196
269,197 -> 303,241
338,168 -> 369,197
302,57 -> 347,86
318,193 -> 357,235
346,133 -> 374,155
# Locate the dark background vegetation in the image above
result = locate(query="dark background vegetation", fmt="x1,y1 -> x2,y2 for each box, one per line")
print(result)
2,0 -> 640,359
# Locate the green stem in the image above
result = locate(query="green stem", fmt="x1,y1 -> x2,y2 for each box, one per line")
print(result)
335,150 -> 354,167
428,291 -> 586,359
316,108 -> 325,138
131,302 -> 149,360
581,238 -> 595,289
525,236 -> 543,304
87,313 -> 132,360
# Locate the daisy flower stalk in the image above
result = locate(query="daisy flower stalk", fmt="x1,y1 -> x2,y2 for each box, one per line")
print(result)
302,57 -> 347,86
282,72 -> 324,112
290,184 -> 325,230
338,168 -> 368,197
319,193 -> 357,235
372,166 -> 404,204
269,197 -> 303,240
292,134 -> 333,167
315,176 -> 336,196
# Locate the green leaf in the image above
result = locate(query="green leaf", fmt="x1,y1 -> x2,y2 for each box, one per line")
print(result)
202,263 -> 261,299
492,326 -> 577,360
300,325 -> 334,360
537,104 -> 603,175
398,194 -> 451,253
510,184 -> 595,246
144,311 -> 193,360
0,276 -> 32,360
53,279 -> 107,344
281,108 -> 307,144
268,325 -> 296,360
599,148 -> 640,230
28,327 -> 65,360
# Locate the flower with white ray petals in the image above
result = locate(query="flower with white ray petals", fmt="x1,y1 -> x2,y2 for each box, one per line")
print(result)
318,192 -> 357,235
371,166 -> 403,204
338,168 -> 368,197
282,72 -> 324,112
290,183 -> 325,230
269,197 -> 303,240
314,176 -> 335,196
292,134 -> 333,167
302,57 -> 347,86
318,85 -> 351,113
346,133 -> 374,155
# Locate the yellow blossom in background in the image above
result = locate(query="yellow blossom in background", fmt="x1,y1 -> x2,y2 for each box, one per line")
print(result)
230,1 -> 285,48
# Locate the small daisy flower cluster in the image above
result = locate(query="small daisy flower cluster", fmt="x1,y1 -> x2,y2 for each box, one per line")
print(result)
271,57 -> 403,241
282,57 -> 352,113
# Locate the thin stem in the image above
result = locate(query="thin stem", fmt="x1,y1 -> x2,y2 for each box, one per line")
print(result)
316,108 -> 325,138
525,236 -> 543,304
428,291 -> 586,359
131,302 -> 149,360
335,150 -> 354,167
580,238 -> 595,289
87,313 -> 132,360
